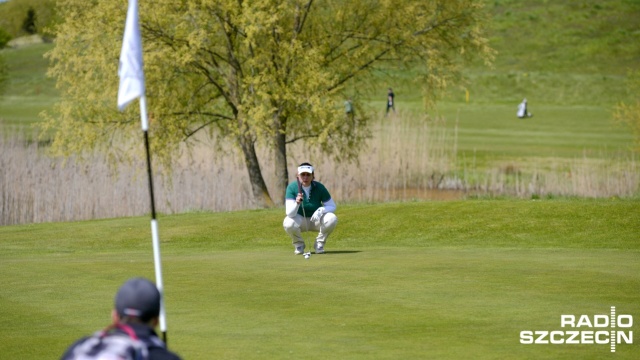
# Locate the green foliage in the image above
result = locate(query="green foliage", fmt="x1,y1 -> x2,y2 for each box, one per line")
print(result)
0,43 -> 57,134
21,6 -> 37,34
1,200 -> 639,358
0,27 -> 11,48
42,0 -> 494,205
0,0 -> 58,38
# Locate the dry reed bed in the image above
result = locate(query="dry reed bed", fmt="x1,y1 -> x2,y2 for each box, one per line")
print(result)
1,117 -> 638,225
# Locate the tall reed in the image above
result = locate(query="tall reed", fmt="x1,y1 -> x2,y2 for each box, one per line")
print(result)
1,114 -> 638,225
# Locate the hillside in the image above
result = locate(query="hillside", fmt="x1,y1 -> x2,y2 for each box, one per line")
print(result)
486,0 -> 640,75
454,0 -> 640,105
0,0 -> 57,39
1,1 -> 639,125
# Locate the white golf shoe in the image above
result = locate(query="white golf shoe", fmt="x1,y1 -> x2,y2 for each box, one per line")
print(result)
294,245 -> 305,255
314,241 -> 325,254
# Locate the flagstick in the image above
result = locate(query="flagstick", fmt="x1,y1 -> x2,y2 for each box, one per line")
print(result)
140,95 -> 167,344
119,0 -> 168,344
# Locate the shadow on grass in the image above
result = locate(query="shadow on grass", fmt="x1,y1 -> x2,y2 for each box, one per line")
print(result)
323,250 -> 361,255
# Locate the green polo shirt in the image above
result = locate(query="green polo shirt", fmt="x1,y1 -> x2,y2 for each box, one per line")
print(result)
285,180 -> 332,217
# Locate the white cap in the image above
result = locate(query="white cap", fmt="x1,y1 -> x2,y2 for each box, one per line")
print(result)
297,165 -> 314,174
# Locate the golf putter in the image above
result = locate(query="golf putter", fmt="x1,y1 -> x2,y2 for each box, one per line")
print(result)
297,178 -> 311,257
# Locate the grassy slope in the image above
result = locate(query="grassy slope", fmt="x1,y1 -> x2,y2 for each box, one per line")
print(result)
434,0 -> 639,167
1,200 -> 639,359
0,42 -> 56,131
487,0 -> 640,75
461,0 -> 640,105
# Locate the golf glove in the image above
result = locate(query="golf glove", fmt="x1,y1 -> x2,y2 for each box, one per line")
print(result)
310,207 -> 325,223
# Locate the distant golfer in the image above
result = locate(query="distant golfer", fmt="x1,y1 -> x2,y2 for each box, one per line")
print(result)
283,163 -> 338,255
517,98 -> 533,118
60,277 -> 182,360
386,88 -> 395,115
345,98 -> 354,120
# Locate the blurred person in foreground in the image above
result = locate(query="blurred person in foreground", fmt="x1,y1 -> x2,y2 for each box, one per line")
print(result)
60,277 -> 182,360
283,163 -> 338,255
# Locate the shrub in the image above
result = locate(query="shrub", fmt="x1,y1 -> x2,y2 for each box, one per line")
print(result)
0,27 -> 11,48
21,7 -> 37,35
0,54 -> 7,95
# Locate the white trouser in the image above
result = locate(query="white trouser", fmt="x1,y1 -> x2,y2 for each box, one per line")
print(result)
282,212 -> 338,247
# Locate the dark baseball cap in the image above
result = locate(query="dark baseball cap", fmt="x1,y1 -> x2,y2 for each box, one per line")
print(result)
115,277 -> 161,322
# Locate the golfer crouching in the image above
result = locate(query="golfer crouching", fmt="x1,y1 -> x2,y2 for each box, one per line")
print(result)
283,163 -> 338,255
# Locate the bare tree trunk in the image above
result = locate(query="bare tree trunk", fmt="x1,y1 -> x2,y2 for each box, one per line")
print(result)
238,133 -> 275,208
273,129 -> 288,204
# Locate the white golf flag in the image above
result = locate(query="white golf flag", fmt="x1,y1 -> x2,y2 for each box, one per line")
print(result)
117,0 -> 145,111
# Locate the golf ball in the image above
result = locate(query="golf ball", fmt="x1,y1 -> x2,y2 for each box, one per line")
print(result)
304,253 -> 310,259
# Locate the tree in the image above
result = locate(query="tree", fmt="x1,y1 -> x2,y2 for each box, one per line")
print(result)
22,7 -> 37,35
0,27 -> 11,48
0,31 -> 8,93
613,70 -> 640,152
42,0 -> 494,207
0,54 -> 7,95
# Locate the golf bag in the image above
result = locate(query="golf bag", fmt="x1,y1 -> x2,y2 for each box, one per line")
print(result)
61,323 -> 149,360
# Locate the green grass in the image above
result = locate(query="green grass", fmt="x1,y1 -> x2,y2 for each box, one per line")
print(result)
432,103 -> 634,167
0,43 -> 57,132
1,200 -> 639,359
369,102 -> 634,172
485,0 -> 640,76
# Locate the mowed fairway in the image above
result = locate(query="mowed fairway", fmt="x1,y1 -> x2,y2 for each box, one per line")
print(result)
411,103 -> 634,169
1,200 -> 638,359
